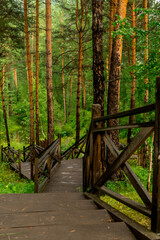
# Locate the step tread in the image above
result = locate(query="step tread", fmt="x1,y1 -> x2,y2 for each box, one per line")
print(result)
0,222 -> 137,240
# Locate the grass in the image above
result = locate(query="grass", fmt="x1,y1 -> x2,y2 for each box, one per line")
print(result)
0,161 -> 34,194
101,159 -> 152,230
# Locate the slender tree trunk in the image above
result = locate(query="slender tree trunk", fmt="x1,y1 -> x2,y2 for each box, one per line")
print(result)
68,67 -> 73,118
2,65 -> 5,89
36,0 -> 40,145
31,31 -> 34,80
0,76 -> 10,145
46,0 -> 54,144
76,0 -> 87,142
144,0 -> 148,104
92,0 -> 105,115
82,74 -> 86,115
8,83 -> 12,117
62,14 -> 67,123
108,0 -> 117,76
14,68 -> 17,89
24,0 -> 34,145
76,31 -> 83,142
128,0 -> 136,143
107,0 -> 128,175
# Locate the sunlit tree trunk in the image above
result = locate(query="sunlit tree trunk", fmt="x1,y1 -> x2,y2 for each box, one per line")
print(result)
144,0 -> 148,104
128,0 -> 136,143
62,15 -> 67,123
108,0 -> 117,75
31,31 -> 34,80
36,0 -> 39,145
14,68 -> 17,89
107,0 -> 128,175
82,74 -> 86,115
2,65 -> 5,89
0,76 -> 10,145
24,0 -> 34,145
46,0 -> 54,144
8,83 -> 12,117
76,0 -> 87,142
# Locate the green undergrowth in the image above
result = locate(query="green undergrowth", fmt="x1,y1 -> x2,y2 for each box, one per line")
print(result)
101,160 -> 152,230
0,161 -> 34,194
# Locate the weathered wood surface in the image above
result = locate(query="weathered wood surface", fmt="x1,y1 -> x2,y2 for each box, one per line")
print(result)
0,158 -> 136,240
10,162 -> 32,180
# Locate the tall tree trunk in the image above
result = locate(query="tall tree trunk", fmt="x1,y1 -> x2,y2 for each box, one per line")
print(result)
46,0 -> 54,144
0,76 -> 10,145
144,0 -> 148,104
92,0 -> 105,115
128,0 -> 136,143
108,0 -> 117,76
107,0 -> 128,175
36,0 -> 40,145
31,31 -> 34,80
62,15 -> 67,123
76,0 -> 87,142
24,0 -> 34,145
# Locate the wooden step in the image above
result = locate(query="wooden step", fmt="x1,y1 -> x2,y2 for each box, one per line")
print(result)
0,222 -> 136,240
0,209 -> 112,229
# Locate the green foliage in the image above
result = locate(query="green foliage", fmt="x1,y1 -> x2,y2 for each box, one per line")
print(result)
0,161 -> 34,193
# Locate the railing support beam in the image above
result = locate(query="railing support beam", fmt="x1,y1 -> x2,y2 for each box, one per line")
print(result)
152,77 -> 160,233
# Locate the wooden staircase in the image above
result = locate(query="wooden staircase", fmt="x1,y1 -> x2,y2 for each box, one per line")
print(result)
0,159 -> 136,240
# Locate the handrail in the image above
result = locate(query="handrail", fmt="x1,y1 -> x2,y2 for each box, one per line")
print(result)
93,103 -> 155,123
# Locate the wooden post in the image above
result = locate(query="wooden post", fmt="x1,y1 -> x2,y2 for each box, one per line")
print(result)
31,146 -> 35,180
23,146 -> 25,162
34,157 -> 39,193
47,156 -> 51,179
18,149 -> 21,173
92,104 -> 102,185
151,77 -> 160,233
1,145 -> 3,162
58,133 -> 61,161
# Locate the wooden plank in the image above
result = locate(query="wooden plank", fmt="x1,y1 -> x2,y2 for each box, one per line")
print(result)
93,104 -> 155,123
96,186 -> 151,217
34,158 -> 39,193
84,192 -> 160,240
123,163 -> 152,208
103,134 -> 152,207
93,121 -> 155,133
95,127 -> 154,187
152,77 -> 160,233
18,149 -> 21,173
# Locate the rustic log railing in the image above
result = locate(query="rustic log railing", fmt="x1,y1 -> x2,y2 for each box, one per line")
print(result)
1,135 -> 61,193
83,77 -> 160,234
61,135 -> 86,160
34,134 -> 61,193
1,145 -> 22,173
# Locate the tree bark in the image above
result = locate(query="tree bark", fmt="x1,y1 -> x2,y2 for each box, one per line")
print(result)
92,0 -> 105,115
46,0 -> 54,144
107,0 -> 128,174
62,15 -> 67,123
2,65 -> 5,89
76,0 -> 87,142
0,76 -> 10,145
143,0 -> 148,104
36,0 -> 40,145
24,0 -> 34,145
68,67 -> 73,118
14,68 -> 17,89
128,0 -> 136,143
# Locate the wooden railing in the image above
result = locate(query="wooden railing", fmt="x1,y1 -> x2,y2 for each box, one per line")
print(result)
61,135 -> 86,160
1,145 -> 22,173
34,135 -> 61,193
83,77 -> 160,234
1,135 -> 61,193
